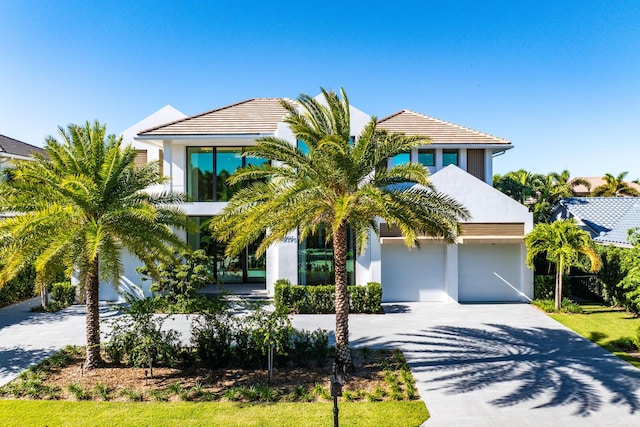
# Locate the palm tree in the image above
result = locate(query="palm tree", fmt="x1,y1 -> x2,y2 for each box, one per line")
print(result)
548,170 -> 591,201
592,172 -> 640,197
524,219 -> 601,310
532,171 -> 590,223
493,169 -> 544,205
210,88 -> 470,370
0,121 -> 189,369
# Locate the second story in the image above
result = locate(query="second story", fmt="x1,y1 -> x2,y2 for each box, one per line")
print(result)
134,97 -> 513,215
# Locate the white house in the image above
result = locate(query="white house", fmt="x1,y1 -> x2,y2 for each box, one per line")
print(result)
113,97 -> 533,303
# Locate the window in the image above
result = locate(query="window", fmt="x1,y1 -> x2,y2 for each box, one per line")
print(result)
298,225 -> 355,286
186,146 -> 267,202
418,149 -> 435,167
443,149 -> 459,166
392,151 -> 411,167
187,216 -> 266,284
187,147 -> 214,201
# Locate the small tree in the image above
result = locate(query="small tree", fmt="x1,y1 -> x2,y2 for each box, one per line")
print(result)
525,219 -> 602,310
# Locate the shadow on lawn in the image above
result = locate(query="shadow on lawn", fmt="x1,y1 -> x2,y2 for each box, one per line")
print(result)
395,324 -> 640,417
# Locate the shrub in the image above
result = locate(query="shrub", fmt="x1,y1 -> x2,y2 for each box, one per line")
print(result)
275,282 -> 382,314
532,298 -> 583,313
0,263 -> 36,308
534,275 -> 555,300
44,281 -> 77,311
104,297 -> 182,374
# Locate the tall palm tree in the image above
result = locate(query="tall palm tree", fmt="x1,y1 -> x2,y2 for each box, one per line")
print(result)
0,121 -> 189,369
592,172 -> 640,197
548,170 -> 590,201
532,170 -> 590,223
524,219 -> 601,310
210,88 -> 470,370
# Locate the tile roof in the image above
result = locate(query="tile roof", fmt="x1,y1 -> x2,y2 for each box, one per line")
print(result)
0,134 -> 46,158
138,98 -> 292,137
377,110 -> 510,145
556,197 -> 640,247
569,177 -> 640,196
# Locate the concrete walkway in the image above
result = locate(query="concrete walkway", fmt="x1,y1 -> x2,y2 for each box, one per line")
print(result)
1,300 -> 640,426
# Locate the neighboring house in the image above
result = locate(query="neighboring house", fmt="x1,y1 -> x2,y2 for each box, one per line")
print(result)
0,134 -> 46,175
569,177 -> 640,197
553,197 -> 640,248
121,97 -> 533,303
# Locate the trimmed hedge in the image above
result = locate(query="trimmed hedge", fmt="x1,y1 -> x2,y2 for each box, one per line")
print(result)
274,280 -> 382,314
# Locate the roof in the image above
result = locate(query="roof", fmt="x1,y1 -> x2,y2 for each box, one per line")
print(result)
569,177 -> 640,196
428,165 -> 531,224
555,197 -> 640,247
137,98 -> 291,137
0,134 -> 46,158
377,110 -> 510,145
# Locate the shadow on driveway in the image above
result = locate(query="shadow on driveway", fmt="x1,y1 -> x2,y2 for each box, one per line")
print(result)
397,324 -> 640,417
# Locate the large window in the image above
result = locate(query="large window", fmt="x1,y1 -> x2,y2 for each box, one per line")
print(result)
443,149 -> 459,167
298,225 -> 355,286
187,216 -> 266,284
186,147 -> 267,202
418,149 -> 435,167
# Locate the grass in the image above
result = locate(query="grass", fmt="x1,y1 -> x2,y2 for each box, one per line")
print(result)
550,303 -> 640,368
0,400 -> 429,427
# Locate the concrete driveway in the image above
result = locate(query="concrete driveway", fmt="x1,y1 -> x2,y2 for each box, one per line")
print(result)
290,303 -> 640,427
2,300 -> 640,426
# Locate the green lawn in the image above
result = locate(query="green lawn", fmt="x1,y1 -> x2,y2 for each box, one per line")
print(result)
0,400 -> 429,426
550,304 -> 640,368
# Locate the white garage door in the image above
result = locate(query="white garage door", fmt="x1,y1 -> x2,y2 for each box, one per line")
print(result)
381,243 -> 446,302
458,243 -> 522,302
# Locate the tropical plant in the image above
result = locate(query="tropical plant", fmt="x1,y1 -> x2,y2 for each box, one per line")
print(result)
0,121 -> 190,369
592,172 -> 640,197
531,170 -> 591,223
210,88 -> 469,370
525,219 -> 602,310
493,169 -> 544,205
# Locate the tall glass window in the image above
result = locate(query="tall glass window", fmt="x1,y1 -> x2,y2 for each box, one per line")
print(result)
186,146 -> 267,201
298,225 -> 355,286
418,149 -> 435,167
443,149 -> 459,166
216,147 -> 243,201
187,147 -> 214,201
187,216 -> 266,285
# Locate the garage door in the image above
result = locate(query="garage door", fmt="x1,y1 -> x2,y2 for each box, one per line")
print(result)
458,243 -> 522,302
381,243 -> 446,302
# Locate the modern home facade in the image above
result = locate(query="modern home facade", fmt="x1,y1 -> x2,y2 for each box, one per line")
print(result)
108,97 -> 533,303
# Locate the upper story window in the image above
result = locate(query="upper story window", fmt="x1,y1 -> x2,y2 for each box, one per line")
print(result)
187,146 -> 267,202
418,149 -> 435,167
443,149 -> 459,167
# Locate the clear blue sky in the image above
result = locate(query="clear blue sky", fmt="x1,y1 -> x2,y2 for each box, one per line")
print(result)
2,0 -> 639,179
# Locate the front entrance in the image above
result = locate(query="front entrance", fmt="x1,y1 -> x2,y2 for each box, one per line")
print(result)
187,217 -> 266,287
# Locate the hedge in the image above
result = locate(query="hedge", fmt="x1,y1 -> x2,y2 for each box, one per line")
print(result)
274,280 -> 382,314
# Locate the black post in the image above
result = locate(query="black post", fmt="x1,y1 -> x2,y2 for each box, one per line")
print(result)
333,395 -> 339,427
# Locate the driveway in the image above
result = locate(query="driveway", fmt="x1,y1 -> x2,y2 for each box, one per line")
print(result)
2,300 -> 640,426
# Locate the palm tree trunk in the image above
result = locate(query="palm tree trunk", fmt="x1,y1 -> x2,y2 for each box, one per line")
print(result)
85,257 -> 102,369
333,221 -> 351,371
555,259 -> 563,311
40,285 -> 49,308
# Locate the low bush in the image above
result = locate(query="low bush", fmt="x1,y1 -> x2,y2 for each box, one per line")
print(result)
533,275 -> 554,300
104,297 -> 182,374
191,308 -> 329,369
275,282 -> 382,314
532,298 -> 583,313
